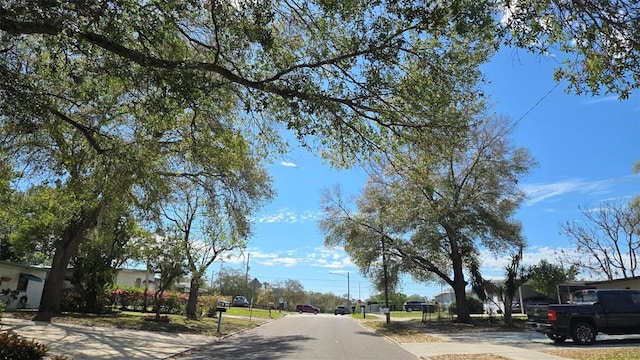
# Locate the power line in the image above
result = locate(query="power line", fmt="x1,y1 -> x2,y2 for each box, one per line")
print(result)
513,81 -> 562,127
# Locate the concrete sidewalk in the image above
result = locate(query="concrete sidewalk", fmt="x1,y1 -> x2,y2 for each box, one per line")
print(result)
396,331 -> 570,360
1,317 -> 217,359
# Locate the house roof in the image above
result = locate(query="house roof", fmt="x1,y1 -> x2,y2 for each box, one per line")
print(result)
0,260 -> 49,272
584,276 -> 640,286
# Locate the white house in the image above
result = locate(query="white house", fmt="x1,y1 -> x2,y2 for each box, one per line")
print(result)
113,268 -> 157,291
0,261 -> 47,310
434,290 -> 456,307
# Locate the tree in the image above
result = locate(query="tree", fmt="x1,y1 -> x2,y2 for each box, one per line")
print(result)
213,266 -> 248,298
144,235 -> 188,320
69,212 -> 147,313
159,173 -> 272,319
0,0 -> 495,322
482,244 -> 532,326
280,279 -> 307,310
322,115 -> 536,323
501,0 -> 640,99
561,199 -> 639,280
0,1 -> 496,167
530,259 -> 577,299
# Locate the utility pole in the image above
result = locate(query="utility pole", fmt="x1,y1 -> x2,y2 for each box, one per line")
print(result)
382,233 -> 390,324
330,271 -> 350,309
347,272 -> 350,309
245,253 -> 250,285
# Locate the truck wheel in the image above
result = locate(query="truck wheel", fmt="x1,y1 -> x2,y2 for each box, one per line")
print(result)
546,333 -> 567,343
571,322 -> 596,345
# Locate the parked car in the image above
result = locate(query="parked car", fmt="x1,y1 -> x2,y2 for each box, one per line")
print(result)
232,296 -> 249,307
403,300 -> 426,312
526,289 -> 640,345
334,306 -> 350,315
296,304 -> 319,314
511,301 -> 522,312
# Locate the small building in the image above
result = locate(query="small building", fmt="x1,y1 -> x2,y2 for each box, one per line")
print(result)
585,276 -> 640,290
0,261 -> 48,310
113,268 -> 157,291
434,290 -> 456,307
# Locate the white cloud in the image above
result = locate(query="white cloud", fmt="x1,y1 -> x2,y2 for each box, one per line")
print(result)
584,96 -> 620,104
521,179 -> 609,206
256,208 -> 320,223
246,247 -> 353,270
259,257 -> 299,267
281,161 -> 298,168
478,246 -> 571,279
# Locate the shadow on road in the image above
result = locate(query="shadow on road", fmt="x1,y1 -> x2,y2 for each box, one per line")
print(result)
172,335 -> 313,360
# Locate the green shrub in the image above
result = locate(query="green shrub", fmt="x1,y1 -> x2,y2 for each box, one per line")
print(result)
0,331 -> 49,359
449,297 -> 485,315
60,289 -> 85,312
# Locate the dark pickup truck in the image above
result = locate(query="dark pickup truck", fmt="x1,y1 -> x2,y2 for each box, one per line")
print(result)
526,289 -> 640,345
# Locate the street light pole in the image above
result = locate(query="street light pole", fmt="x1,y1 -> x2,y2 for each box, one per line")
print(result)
347,272 -> 350,308
330,271 -> 350,308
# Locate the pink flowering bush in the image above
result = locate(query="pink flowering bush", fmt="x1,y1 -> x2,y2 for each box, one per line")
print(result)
107,286 -> 188,314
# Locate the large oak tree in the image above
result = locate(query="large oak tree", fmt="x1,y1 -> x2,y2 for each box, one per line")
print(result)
0,0 -> 494,321
321,116 -> 536,323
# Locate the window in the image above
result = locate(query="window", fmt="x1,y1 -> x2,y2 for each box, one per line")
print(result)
17,274 -> 29,291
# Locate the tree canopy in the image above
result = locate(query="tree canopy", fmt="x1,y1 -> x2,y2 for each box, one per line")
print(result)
2,0 -> 638,322
321,115 -> 536,323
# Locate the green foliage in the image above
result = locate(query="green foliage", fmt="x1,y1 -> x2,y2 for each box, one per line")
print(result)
501,0 -> 640,99
530,260 -> 571,296
450,297 -> 485,315
70,212 -> 147,313
1,288 -> 20,306
320,116 -> 536,323
213,266 -> 250,297
59,289 -> 85,312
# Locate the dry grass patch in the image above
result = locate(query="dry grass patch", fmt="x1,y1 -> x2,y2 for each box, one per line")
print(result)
546,348 -> 640,360
360,319 -> 444,343
3,310 -> 262,337
429,355 -> 510,360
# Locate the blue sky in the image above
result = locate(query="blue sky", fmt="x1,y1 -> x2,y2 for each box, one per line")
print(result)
213,48 -> 640,302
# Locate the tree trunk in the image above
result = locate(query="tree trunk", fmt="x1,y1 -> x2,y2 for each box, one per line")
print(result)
452,277 -> 471,323
186,277 -> 200,319
33,207 -> 101,322
154,291 -> 162,319
503,295 -> 514,326
451,251 -> 471,323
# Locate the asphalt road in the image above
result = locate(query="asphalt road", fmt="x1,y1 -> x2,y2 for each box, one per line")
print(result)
172,313 -> 416,360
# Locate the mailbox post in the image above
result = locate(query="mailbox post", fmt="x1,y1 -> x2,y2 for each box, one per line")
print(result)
216,306 -> 227,333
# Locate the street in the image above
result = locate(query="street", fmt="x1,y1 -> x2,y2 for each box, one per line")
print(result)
173,313 -> 416,360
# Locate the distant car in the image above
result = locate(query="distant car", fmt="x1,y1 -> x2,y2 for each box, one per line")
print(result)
296,304 -> 319,314
511,301 -> 522,312
403,301 -> 426,312
334,306 -> 350,315
232,296 -> 249,307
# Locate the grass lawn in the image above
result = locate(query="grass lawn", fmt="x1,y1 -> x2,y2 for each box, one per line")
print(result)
223,306 -> 289,319
3,307 -> 289,337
